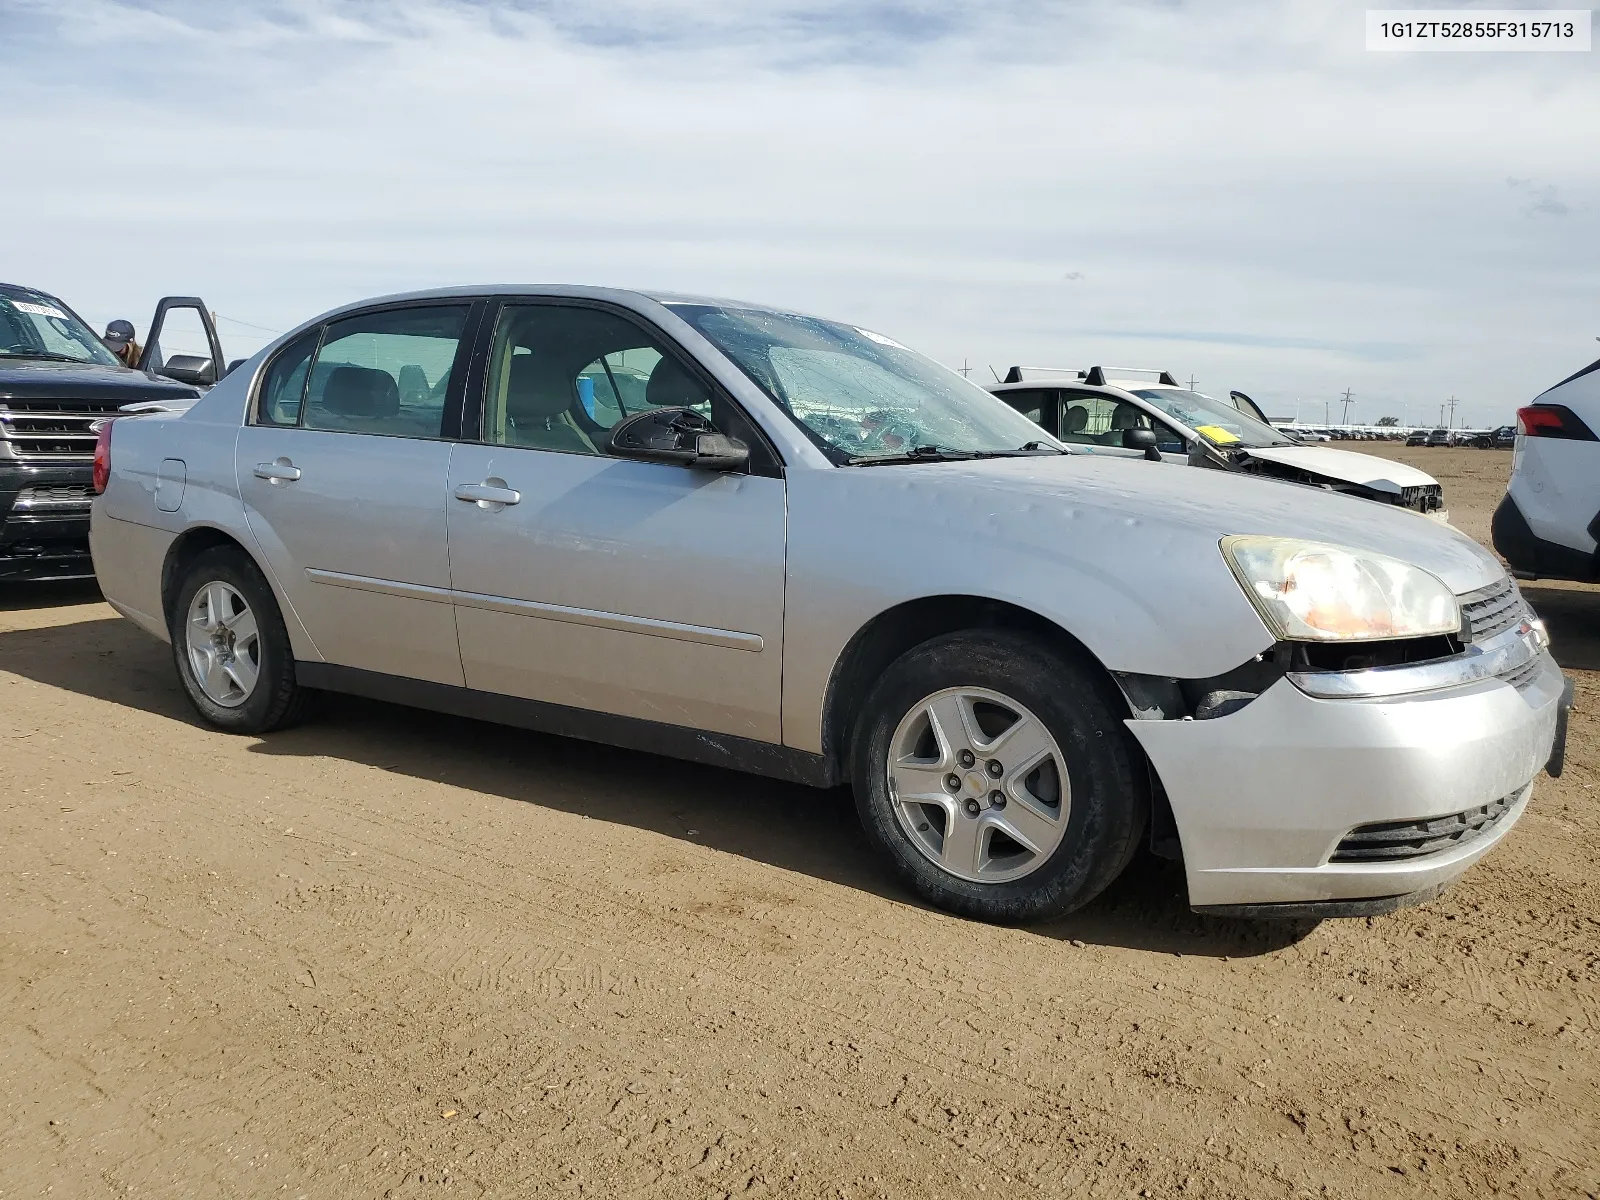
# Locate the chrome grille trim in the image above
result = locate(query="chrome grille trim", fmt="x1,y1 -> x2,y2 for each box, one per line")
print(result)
0,399 -> 123,461
1289,620 -> 1543,699
12,484 -> 91,510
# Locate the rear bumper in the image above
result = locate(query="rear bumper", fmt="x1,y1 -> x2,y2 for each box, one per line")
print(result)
1492,492 -> 1598,581
1127,651 -> 1566,910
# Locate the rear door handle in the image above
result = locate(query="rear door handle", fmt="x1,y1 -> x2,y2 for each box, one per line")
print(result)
253,459 -> 301,484
454,481 -> 521,508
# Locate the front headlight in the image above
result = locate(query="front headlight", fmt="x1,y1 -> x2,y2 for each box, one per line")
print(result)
1220,535 -> 1460,642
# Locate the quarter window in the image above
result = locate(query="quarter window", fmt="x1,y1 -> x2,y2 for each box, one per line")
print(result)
256,330 -> 319,426
300,306 -> 468,438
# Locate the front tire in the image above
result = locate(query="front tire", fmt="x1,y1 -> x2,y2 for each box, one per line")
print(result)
851,630 -> 1146,923
170,546 -> 310,734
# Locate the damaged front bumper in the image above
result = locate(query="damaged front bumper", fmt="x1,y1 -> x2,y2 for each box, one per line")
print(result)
1125,640 -> 1566,914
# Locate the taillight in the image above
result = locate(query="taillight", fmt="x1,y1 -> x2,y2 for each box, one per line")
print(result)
1516,404 -> 1597,441
92,419 -> 114,493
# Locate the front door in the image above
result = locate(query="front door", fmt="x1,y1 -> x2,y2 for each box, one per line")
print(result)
1059,390 -> 1189,463
236,302 -> 474,685
445,301 -> 787,742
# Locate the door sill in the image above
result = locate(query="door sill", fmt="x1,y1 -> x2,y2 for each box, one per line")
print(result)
294,661 -> 836,788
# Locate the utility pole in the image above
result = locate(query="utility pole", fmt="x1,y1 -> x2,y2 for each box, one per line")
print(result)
1445,395 -> 1459,429
1339,388 -> 1355,426
1438,401 -> 1446,426
1324,399 -> 1330,424
959,359 -> 973,379
1186,375 -> 1197,391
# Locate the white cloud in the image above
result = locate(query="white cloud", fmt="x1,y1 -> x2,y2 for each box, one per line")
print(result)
2,0 -> 1596,424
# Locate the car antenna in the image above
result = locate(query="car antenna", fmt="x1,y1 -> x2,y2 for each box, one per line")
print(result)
989,365 -> 1003,383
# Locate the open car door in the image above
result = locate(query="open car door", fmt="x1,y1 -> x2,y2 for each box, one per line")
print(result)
137,296 -> 227,389
1228,390 -> 1272,425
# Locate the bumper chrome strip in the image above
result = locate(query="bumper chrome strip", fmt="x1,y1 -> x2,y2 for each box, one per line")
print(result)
1289,622 -> 1544,700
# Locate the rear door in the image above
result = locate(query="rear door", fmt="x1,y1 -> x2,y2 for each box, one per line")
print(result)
444,300 -> 788,742
236,301 -> 480,685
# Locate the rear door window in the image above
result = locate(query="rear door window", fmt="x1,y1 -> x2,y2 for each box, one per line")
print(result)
998,388 -> 1057,435
301,306 -> 469,438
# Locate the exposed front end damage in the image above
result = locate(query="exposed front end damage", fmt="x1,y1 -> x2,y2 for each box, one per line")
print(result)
1233,453 -> 1447,521
1111,615 -> 1568,916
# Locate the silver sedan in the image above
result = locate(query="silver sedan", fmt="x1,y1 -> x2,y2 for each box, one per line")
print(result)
90,287 -> 1570,922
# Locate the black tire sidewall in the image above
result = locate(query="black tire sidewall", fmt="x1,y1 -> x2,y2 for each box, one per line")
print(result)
170,547 -> 298,733
852,630 -> 1145,923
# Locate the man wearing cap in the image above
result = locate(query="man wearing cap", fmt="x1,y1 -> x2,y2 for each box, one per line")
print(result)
103,320 -> 141,368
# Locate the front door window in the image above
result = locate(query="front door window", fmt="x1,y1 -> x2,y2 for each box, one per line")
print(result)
482,305 -> 715,455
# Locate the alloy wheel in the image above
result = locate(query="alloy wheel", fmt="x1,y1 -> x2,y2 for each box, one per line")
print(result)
185,580 -> 261,708
886,686 -> 1071,884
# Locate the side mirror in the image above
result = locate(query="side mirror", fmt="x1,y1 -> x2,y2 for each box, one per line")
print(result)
1121,427 -> 1163,461
606,406 -> 749,472
156,354 -> 216,387
223,358 -> 247,378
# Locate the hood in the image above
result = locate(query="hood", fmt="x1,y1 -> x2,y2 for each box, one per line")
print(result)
0,359 -> 200,404
864,453 -> 1500,594
1243,445 -> 1439,492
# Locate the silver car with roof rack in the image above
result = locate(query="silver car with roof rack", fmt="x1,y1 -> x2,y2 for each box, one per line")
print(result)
90,286 -> 1568,921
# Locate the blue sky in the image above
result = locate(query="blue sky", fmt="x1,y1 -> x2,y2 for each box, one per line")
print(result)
2,0 -> 1596,425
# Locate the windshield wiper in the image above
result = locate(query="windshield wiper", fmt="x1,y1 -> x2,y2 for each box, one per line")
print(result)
845,445 -> 977,466
0,350 -> 88,363
971,441 -> 1069,458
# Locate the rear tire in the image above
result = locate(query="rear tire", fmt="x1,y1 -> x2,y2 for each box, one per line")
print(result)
851,630 -> 1145,923
170,546 -> 310,734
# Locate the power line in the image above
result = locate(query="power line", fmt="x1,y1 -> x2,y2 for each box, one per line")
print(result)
215,313 -> 283,335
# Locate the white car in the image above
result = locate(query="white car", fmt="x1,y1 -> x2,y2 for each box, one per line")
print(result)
1493,354 -> 1600,581
991,368 -> 1448,521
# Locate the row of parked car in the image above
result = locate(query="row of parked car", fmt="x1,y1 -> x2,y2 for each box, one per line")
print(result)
2,279 -> 1591,926
1405,426 -> 1518,449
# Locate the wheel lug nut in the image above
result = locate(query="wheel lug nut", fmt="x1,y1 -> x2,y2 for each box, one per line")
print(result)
945,774 -> 962,792
989,791 -> 1006,809
986,760 -> 1003,778
963,798 -> 981,817
957,750 -> 975,769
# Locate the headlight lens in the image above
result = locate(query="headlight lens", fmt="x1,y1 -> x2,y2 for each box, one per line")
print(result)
1220,535 -> 1460,642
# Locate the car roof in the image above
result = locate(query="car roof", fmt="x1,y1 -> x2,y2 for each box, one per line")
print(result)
0,281 -> 67,303
310,284 -> 814,321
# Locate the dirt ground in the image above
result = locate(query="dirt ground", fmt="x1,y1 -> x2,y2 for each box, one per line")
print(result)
2,446 -> 1596,1199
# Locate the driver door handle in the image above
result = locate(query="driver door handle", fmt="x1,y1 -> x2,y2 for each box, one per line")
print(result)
454,481 -> 521,507
253,459 -> 301,483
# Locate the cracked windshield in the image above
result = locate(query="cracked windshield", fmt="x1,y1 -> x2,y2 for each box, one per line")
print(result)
670,303 -> 1057,461
0,287 -> 120,366
1129,388 -> 1295,449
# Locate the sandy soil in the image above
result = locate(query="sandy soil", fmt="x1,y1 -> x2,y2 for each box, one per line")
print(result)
2,447 -> 1596,1199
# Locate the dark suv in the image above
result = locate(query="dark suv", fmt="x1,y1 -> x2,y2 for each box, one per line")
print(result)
0,283 -> 220,581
